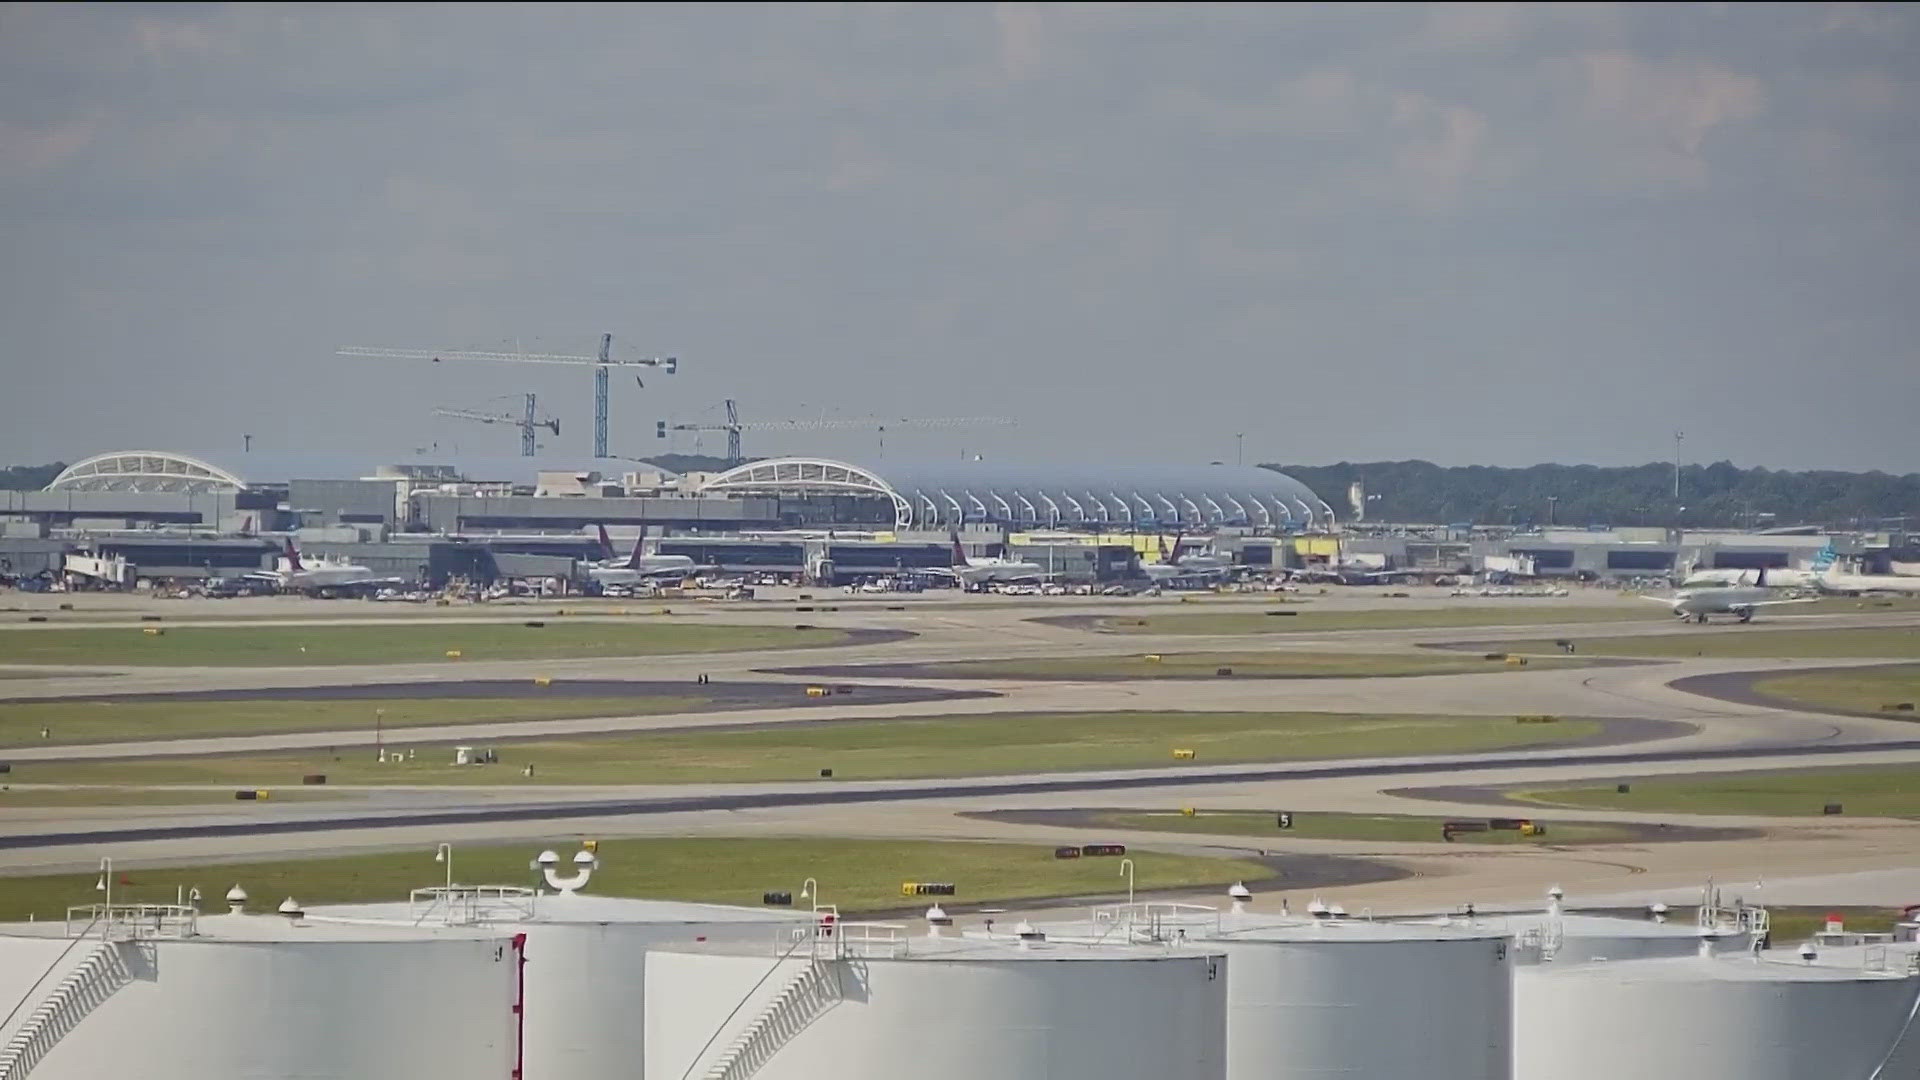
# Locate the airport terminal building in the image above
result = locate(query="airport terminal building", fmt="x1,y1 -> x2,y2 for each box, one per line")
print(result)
1,450 -> 1332,585
0,448 -> 1899,587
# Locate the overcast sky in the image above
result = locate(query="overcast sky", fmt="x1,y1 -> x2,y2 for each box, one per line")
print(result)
2,3 -> 1915,472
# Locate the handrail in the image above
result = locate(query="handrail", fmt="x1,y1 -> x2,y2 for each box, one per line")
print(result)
1868,976 -> 1920,1080
0,939 -> 135,1080
0,917 -> 98,1045
1088,901 -> 1221,944
64,904 -> 195,941
679,935 -> 809,1080
702,960 -> 843,1080
407,885 -> 538,926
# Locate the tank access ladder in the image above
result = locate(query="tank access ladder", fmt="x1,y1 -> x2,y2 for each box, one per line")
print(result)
0,939 -> 140,1080
699,958 -> 845,1080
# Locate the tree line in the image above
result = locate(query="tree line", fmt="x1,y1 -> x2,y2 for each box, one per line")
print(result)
0,463 -> 65,490
1263,460 -> 1920,530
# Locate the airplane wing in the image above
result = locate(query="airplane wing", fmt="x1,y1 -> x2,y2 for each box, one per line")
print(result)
1740,597 -> 1822,607
1636,595 -> 1680,604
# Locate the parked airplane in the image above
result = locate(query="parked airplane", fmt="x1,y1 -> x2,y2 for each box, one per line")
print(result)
1813,554 -> 1920,596
1676,545 -> 1827,589
1141,532 -> 1231,584
1643,566 -> 1819,623
587,527 -> 696,586
942,533 -> 1043,586
1678,543 -> 1920,595
247,540 -> 402,597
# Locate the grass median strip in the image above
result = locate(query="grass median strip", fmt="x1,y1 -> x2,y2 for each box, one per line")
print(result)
1510,765 -> 1920,818
1482,627 -> 1920,660
1081,808 -> 1637,844
0,622 -> 850,666
1075,606 -> 1658,636
1750,665 -> 1920,713
0,695 -> 708,747
0,786 -> 341,808
0,837 -> 1275,922
895,651 -> 1583,679
11,711 -> 1602,787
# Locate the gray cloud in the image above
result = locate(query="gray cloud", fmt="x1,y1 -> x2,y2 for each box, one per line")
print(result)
0,3 -> 1914,472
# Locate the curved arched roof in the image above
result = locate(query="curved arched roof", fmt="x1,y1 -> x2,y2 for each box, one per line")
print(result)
44,450 -> 670,494
699,457 -> 1329,530
48,451 -> 251,494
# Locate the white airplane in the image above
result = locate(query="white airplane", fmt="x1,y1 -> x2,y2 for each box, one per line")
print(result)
1676,563 -> 1823,590
1680,543 -> 1920,595
1676,547 -> 1823,589
1813,562 -> 1920,596
1642,566 -> 1819,623
1140,532 -> 1232,584
587,526 -> 696,587
1279,537 -> 1409,585
943,533 -> 1043,587
248,540 -> 402,597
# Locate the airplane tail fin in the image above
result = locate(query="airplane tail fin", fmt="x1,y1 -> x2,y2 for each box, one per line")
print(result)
284,538 -> 303,572
1755,564 -> 1768,588
596,524 -> 615,560
626,525 -> 647,570
1812,542 -> 1837,572
1165,530 -> 1185,567
949,531 -> 970,569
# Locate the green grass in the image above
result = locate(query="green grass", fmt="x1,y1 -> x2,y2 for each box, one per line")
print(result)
11,711 -> 1602,787
0,695 -> 708,747
1084,809 -> 1637,844
1513,766 -> 1920,818
0,623 -> 849,666
1083,606 -> 1658,636
0,837 -> 1276,922
0,786 -> 339,807
1764,906 -> 1900,943
1488,627 -> 1920,659
1750,665 -> 1920,713
913,651 -> 1581,679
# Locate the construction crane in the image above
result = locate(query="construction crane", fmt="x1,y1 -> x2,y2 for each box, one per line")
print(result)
338,333 -> 677,458
433,394 -> 560,457
657,399 -> 1013,462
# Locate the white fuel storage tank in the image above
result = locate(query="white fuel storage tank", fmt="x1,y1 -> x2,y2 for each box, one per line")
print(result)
0,900 -> 518,1080
1208,917 -> 1512,1079
1514,951 -> 1920,1080
1029,894 -> 1512,1080
304,865 -> 813,1079
644,921 -> 1228,1080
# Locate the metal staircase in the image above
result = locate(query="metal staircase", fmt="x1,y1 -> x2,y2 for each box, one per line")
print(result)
700,959 -> 845,1080
0,940 -> 139,1080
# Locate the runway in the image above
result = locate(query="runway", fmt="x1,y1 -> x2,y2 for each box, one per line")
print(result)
3,586 -> 1916,914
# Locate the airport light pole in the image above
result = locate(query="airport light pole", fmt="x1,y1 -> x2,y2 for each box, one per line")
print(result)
1673,431 -> 1684,501
1235,433 -> 1244,467
1547,496 -> 1558,527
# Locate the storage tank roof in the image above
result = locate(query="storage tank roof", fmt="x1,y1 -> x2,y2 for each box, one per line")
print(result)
660,933 -> 1213,963
0,912 -> 506,943
1525,912 -> 1728,939
1210,917 -> 1512,943
304,892 -> 815,926
1523,953 -> 1918,984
